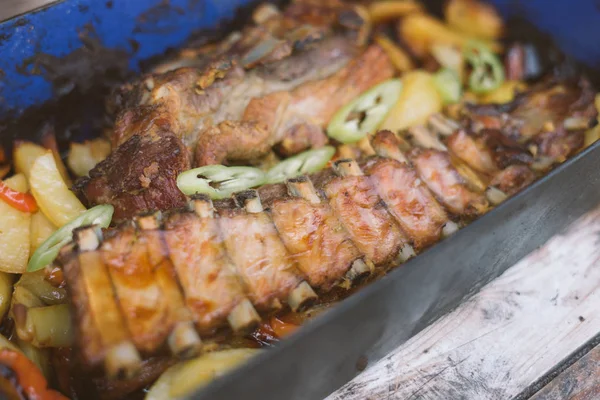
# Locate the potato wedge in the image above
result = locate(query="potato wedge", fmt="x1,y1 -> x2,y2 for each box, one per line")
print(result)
13,142 -> 47,179
0,272 -> 13,321
374,34 -> 415,73
67,138 -> 111,177
4,174 -> 28,193
0,176 -> 31,273
369,0 -> 423,23
30,212 -> 56,254
399,13 -> 501,58
40,128 -> 71,186
29,152 -> 86,227
431,44 -> 464,82
380,70 -> 443,132
445,0 -> 504,40
479,80 -> 526,104
146,349 -> 260,400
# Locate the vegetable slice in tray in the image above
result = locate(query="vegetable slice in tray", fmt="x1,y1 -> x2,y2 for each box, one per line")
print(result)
327,79 -> 402,144
27,204 -> 114,272
177,165 -> 266,199
266,146 -> 335,184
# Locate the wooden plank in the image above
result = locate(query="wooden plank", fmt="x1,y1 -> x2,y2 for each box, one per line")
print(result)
530,343 -> 600,400
326,206 -> 600,400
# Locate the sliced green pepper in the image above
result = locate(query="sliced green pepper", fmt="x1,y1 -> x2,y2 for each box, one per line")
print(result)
27,204 -> 114,272
177,165 -> 266,199
464,40 -> 505,94
327,79 -> 402,144
266,146 -> 335,184
433,68 -> 462,104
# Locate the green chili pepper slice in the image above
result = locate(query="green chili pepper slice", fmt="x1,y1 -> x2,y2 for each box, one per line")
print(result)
433,68 -> 462,104
27,204 -> 114,272
177,165 -> 266,199
327,79 -> 402,144
464,40 -> 505,94
266,146 -> 335,184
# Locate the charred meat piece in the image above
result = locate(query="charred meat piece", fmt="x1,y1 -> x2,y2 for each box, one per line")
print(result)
532,125 -> 584,162
218,191 -> 316,312
322,159 -> 409,266
466,79 -> 597,146
411,149 -> 489,217
364,158 -> 449,250
60,227 -> 142,379
271,177 -> 363,290
163,198 -> 259,335
490,164 -> 536,195
100,224 -> 178,354
447,129 -> 498,175
74,133 -> 190,221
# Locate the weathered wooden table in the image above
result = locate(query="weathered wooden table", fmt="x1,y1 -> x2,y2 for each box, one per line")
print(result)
327,206 -> 600,400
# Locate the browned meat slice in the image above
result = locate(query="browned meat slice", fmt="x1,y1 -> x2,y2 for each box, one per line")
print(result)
74,133 -> 190,221
163,200 -> 254,335
135,212 -> 202,357
271,178 -> 362,290
466,79 -> 597,144
490,164 -> 536,195
411,149 -> 489,217
194,120 -> 272,166
532,125 -> 584,162
365,158 -> 449,250
60,227 -> 141,378
447,129 -> 498,175
276,45 -> 394,147
322,160 -> 408,265
100,225 -> 175,354
217,192 -> 308,312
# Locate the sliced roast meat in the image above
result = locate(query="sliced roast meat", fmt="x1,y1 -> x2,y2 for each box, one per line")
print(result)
411,149 -> 489,217
321,160 -> 407,266
163,205 -> 249,334
364,158 -> 449,250
217,193 -> 305,312
100,225 -> 176,354
271,178 -> 362,290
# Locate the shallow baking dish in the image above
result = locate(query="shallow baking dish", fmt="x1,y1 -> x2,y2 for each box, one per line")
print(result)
1,1 -> 599,400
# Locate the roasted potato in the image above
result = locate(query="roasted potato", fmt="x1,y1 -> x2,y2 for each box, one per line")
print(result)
381,70 -> 443,132
374,34 -> 415,73
479,80 -> 526,104
368,0 -> 423,23
445,0 -> 504,40
40,128 -> 71,186
399,13 -> 500,58
30,212 -> 56,254
29,152 -> 86,227
0,272 -> 13,321
0,175 -> 31,273
67,138 -> 111,177
146,349 -> 261,400
13,142 -> 47,179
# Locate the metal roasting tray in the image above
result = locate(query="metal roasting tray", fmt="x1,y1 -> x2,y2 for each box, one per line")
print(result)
1,1 -> 600,400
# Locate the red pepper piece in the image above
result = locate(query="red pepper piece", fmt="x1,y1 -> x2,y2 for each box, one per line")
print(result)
0,181 -> 38,213
0,348 -> 68,400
